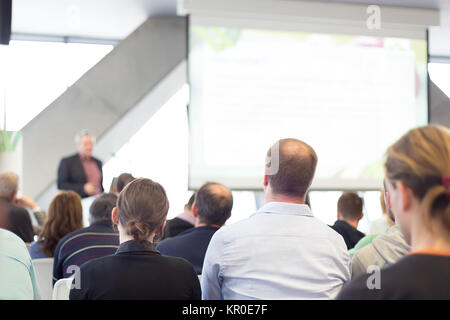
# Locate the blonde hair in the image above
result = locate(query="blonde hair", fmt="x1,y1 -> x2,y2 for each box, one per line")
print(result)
379,189 -> 394,226
384,125 -> 450,232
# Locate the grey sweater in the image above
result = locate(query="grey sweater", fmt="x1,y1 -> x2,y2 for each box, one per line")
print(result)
351,225 -> 410,279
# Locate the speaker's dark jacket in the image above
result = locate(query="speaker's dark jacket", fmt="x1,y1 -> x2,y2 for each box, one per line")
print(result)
57,153 -> 103,198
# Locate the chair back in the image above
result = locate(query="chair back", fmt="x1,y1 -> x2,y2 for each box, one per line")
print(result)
52,278 -> 74,300
32,258 -> 54,300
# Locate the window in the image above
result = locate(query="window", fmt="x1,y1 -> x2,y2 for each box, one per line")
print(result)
429,62 -> 450,98
0,40 -> 113,131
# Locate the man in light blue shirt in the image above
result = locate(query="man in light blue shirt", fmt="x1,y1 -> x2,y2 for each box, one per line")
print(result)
0,228 -> 41,300
201,138 -> 351,300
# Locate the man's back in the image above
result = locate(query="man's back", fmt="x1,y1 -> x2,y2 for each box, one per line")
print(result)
351,225 -> 410,278
53,220 -> 119,282
201,202 -> 351,300
330,220 -> 365,249
0,228 -> 40,300
157,226 -> 219,274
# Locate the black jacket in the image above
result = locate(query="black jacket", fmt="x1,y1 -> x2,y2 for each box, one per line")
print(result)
57,153 -> 103,198
330,220 -> 365,249
338,253 -> 450,299
162,217 -> 195,240
69,240 -> 201,300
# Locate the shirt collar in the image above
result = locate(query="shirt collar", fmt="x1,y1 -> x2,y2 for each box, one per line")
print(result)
115,240 -> 160,255
253,201 -> 314,217
90,220 -> 115,228
79,153 -> 92,161
177,212 -> 196,225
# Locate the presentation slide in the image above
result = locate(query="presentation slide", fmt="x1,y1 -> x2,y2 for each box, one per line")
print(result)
188,25 -> 428,190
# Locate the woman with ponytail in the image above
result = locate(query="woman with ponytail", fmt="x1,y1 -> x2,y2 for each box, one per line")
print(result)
339,125 -> 450,299
70,178 -> 201,300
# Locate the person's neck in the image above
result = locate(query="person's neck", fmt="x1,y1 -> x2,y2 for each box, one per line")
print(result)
265,189 -> 305,205
195,221 -> 221,228
340,219 -> 359,229
410,217 -> 450,253
118,225 -> 155,244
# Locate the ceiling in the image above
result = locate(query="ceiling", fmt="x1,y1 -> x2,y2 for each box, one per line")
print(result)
10,0 -> 450,57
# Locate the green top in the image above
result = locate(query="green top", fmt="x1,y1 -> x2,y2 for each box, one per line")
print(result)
348,233 -> 380,258
0,228 -> 41,300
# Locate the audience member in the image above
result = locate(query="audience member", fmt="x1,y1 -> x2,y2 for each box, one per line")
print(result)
0,228 -> 41,299
330,192 -> 365,249
70,178 -> 201,300
157,182 -> 232,274
369,190 -> 395,234
57,129 -> 103,198
29,191 -> 83,259
0,172 -> 34,242
114,173 -> 135,194
0,200 -> 40,299
161,193 -> 196,239
338,125 -> 450,299
350,190 -> 410,278
349,187 -> 409,267
53,193 -> 119,283
201,138 -> 351,300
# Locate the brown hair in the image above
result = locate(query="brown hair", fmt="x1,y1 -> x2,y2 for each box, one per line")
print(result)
117,178 -> 169,242
116,173 -> 135,193
385,125 -> 450,232
266,138 -> 318,198
338,192 -> 363,220
39,191 -> 83,257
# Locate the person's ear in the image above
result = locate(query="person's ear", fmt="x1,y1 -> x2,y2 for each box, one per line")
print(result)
359,212 -> 364,221
337,210 -> 341,220
385,191 -> 391,209
263,168 -> 269,188
192,203 -> 198,218
397,181 -> 413,212
111,207 -> 119,225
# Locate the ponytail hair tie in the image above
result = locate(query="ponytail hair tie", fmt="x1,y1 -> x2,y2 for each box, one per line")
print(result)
442,176 -> 450,198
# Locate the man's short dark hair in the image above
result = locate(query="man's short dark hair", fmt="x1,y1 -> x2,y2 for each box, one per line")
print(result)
89,193 -> 118,223
266,138 -> 318,198
185,193 -> 196,211
338,192 -> 363,220
117,173 -> 135,193
195,183 -> 233,227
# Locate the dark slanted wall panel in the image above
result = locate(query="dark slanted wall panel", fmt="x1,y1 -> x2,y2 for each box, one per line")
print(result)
0,0 -> 12,45
429,78 -> 450,127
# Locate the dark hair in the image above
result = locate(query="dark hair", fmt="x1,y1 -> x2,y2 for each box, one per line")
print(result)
117,178 -> 169,242
338,192 -> 363,220
185,193 -> 196,211
89,193 -> 118,224
266,138 -> 318,198
39,191 -> 83,257
195,182 -> 232,226
117,173 -> 135,193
